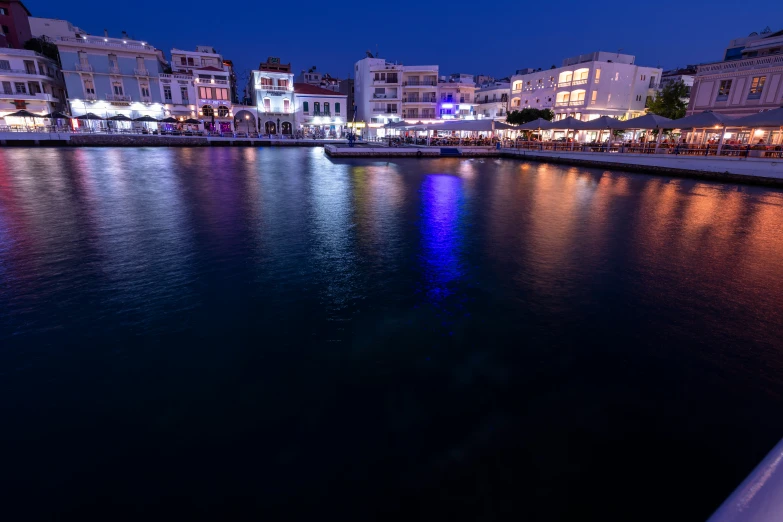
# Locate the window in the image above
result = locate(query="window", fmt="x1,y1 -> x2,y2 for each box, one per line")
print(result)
180,87 -> 188,102
28,82 -> 41,95
324,102 -> 330,114
335,102 -> 340,114
180,57 -> 186,65
0,7 -> 7,14
24,60 -> 35,74
278,79 -> 288,89
591,91 -> 597,102
1,25 -> 8,34
2,81 -> 12,94
199,86 -> 210,98
283,99 -> 290,113
314,102 -> 320,114
187,57 -> 194,66
113,82 -> 123,95
387,103 -> 396,113
263,98 -> 271,111
0,60 -> 9,70
108,54 -> 118,69
136,57 -> 145,70
84,79 -> 95,95
303,101 -> 309,113
641,75 -> 646,81
748,76 -> 766,99
217,106 -> 229,117
202,105 -> 214,117
15,82 -> 27,94
164,86 -> 172,101
38,63 -> 46,75
717,79 -> 732,101
140,84 -> 150,98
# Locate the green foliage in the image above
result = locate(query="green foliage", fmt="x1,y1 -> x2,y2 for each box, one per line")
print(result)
24,37 -> 60,63
506,108 -> 554,125
646,80 -> 688,120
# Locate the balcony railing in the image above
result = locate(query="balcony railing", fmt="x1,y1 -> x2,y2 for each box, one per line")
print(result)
134,68 -> 150,76
571,78 -> 588,85
569,99 -> 585,106
85,93 -> 97,100
256,85 -> 290,91
403,80 -> 437,86
747,92 -> 763,100
312,112 -> 331,117
105,94 -> 132,102
372,93 -> 398,99
557,81 -> 572,87
0,91 -> 56,101
555,101 -> 570,107
372,107 -> 397,113
159,73 -> 192,80
58,36 -> 154,51
109,66 -> 121,74
373,79 -> 400,85
716,94 -> 729,101
75,63 -> 93,72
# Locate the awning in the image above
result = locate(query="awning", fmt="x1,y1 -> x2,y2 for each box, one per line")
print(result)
728,107 -> 783,128
671,111 -> 739,129
108,114 -> 132,121
517,118 -> 555,130
5,110 -> 42,118
76,113 -> 105,120
578,116 -> 625,130
133,115 -> 159,122
616,114 -> 675,130
549,116 -> 586,130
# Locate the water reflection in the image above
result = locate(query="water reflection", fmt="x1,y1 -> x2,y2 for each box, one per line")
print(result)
419,174 -> 464,302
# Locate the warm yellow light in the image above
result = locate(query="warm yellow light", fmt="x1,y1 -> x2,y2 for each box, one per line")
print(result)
245,115 -> 249,119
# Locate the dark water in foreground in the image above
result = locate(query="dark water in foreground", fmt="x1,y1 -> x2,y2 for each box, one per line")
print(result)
1,147 -> 783,520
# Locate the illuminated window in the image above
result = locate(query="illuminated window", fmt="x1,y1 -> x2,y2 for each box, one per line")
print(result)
512,81 -> 522,91
202,105 -> 214,117
314,102 -> 320,114
217,106 -> 229,117
717,79 -> 732,101
748,76 -> 766,99
84,79 -> 95,95
324,102 -> 330,114
284,99 -> 290,113
591,91 -> 597,101
263,98 -> 271,111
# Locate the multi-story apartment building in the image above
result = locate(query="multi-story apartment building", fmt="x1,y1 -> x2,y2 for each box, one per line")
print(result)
509,52 -> 661,122
354,56 -> 403,134
168,46 -> 235,131
57,31 -> 167,119
0,0 -> 32,49
250,57 -> 294,135
293,82 -> 347,136
0,47 -> 66,123
474,81 -> 509,120
401,64 -> 438,121
29,16 -> 87,40
688,29 -> 783,117
296,67 -> 341,92
660,66 -> 697,106
437,75 -> 476,120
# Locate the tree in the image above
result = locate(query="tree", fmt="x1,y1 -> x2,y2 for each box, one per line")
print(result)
646,80 -> 688,120
506,108 -> 554,125
24,37 -> 60,64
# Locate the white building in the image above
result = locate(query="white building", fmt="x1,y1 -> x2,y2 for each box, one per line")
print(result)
688,28 -> 783,117
250,57 -> 294,135
28,17 -> 87,39
167,46 -> 237,132
354,56 -> 403,135
295,67 -> 340,92
0,47 -> 67,124
56,31 -> 168,122
474,81 -> 509,120
401,64 -> 438,121
437,76 -> 477,120
293,83 -> 347,137
509,52 -> 661,122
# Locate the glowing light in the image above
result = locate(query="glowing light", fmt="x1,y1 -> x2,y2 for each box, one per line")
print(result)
441,103 -> 454,109
123,41 -> 127,44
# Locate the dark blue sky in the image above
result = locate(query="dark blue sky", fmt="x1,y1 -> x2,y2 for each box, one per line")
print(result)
30,0 -> 779,81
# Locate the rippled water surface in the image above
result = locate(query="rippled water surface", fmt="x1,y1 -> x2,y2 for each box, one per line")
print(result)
1,147 -> 783,520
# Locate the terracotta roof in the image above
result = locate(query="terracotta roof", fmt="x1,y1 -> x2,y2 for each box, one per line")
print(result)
293,83 -> 344,96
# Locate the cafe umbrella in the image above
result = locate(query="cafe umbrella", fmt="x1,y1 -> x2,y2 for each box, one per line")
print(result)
5,109 -> 42,130
75,112 -> 105,132
133,115 -> 160,133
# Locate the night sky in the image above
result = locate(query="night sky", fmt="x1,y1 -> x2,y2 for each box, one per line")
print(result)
29,0 -> 780,81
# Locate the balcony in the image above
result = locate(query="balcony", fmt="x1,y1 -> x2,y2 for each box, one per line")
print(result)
312,112 -> 331,117
557,81 -> 572,88
747,92 -> 763,100
105,94 -> 132,102
134,68 -> 150,76
372,93 -> 398,99
716,94 -> 729,102
372,107 -> 397,113
572,78 -> 588,86
569,99 -> 585,106
372,78 -> 400,85
403,80 -> 437,86
159,73 -> 192,80
0,91 -> 57,101
75,63 -> 93,72
58,36 -> 155,51
256,85 -> 290,92
109,66 -> 121,75
140,97 -> 153,103
555,101 -> 570,107
85,93 -> 97,101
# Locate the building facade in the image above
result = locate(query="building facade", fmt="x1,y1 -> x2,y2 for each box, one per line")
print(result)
293,83 -> 346,137
28,16 -> 86,40
0,0 -> 31,49
688,29 -> 783,117
660,66 -> 696,105
0,47 -> 66,123
509,52 -> 661,122
401,64 -> 438,121
474,81 -> 509,120
170,46 -> 236,132
296,67 -> 341,92
57,32 -> 167,120
250,57 -> 294,135
437,76 -> 476,120
354,56 -> 403,135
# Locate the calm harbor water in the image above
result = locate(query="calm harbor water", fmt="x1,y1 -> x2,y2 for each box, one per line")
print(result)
1,147 -> 783,520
